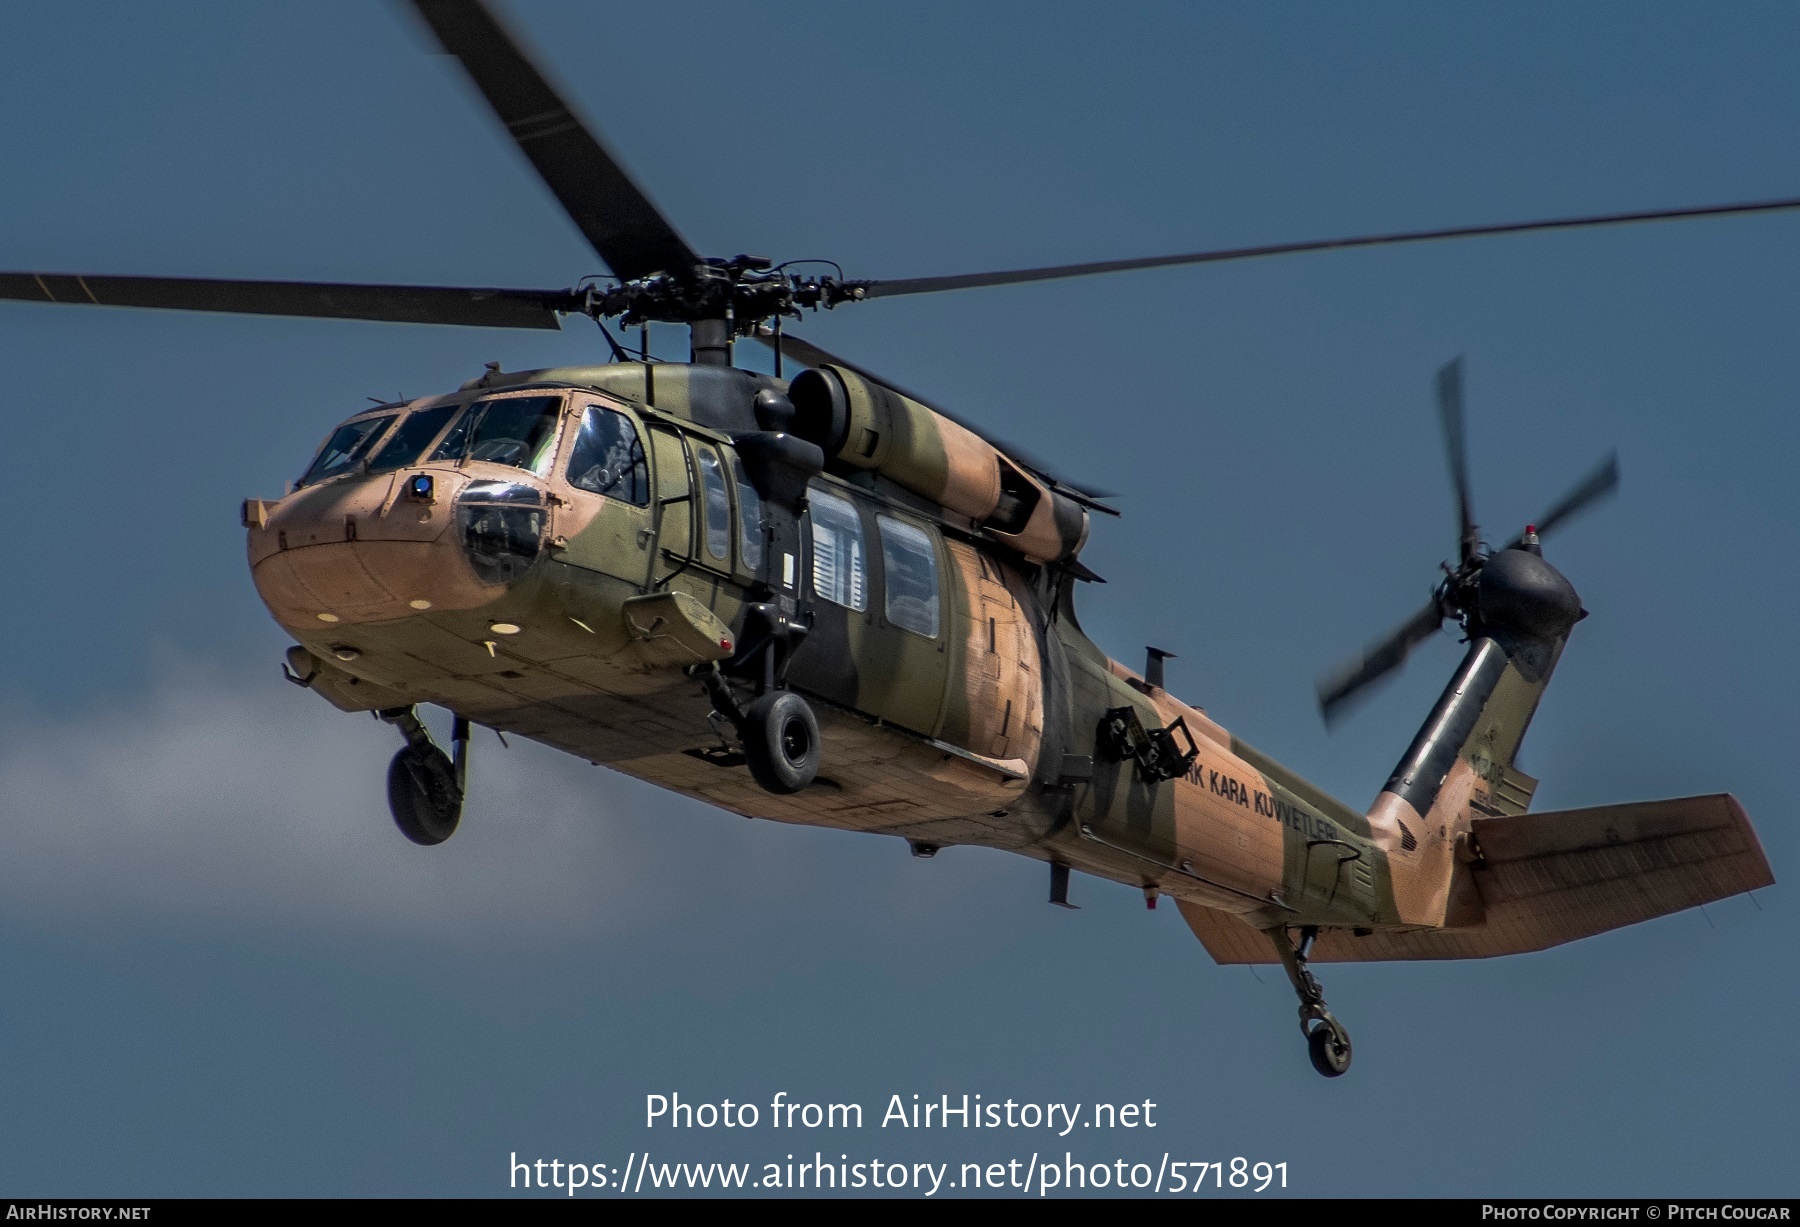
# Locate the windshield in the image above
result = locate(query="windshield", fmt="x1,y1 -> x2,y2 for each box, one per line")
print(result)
300,415 -> 396,487
430,395 -> 564,476
367,403 -> 460,474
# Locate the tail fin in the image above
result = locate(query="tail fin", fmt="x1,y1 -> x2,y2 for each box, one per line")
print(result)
1182,793 -> 1773,963
1370,625 -> 1562,855
1366,543 -> 1590,924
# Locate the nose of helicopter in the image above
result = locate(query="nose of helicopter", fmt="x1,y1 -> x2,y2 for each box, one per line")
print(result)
245,466 -> 544,631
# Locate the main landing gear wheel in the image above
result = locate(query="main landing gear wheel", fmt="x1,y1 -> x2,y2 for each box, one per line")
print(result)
1270,925 -> 1354,1078
741,690 -> 820,795
378,706 -> 469,846
1306,1016 -> 1353,1078
387,744 -> 462,845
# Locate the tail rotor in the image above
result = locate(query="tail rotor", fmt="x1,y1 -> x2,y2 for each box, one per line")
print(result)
1316,359 -> 1620,725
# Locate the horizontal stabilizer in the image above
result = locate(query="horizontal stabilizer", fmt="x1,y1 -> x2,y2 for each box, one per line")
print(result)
1181,793 -> 1773,964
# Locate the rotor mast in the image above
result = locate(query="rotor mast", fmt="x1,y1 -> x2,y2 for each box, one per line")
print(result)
689,318 -> 731,366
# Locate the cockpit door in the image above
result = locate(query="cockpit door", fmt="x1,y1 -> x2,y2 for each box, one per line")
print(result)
553,401 -> 655,586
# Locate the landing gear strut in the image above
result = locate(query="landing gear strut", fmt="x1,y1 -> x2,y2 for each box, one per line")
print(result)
1270,925 -> 1352,1078
378,706 -> 468,846
695,600 -> 820,796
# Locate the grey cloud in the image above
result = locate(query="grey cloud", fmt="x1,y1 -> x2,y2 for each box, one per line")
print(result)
0,662 -> 1054,972
0,662 -> 762,941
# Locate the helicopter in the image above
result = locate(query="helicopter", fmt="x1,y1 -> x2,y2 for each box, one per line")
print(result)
0,0 -> 1777,1078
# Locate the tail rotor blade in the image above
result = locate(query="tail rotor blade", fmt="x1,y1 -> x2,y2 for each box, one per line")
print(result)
1505,452 -> 1620,549
1316,597 -> 1447,725
1436,356 -> 1479,564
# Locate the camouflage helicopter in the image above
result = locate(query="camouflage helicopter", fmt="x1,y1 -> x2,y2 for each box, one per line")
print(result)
1,0 -> 1779,1078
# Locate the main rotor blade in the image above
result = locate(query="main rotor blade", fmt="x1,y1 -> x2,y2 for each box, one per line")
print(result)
752,329 -> 850,381
0,271 -> 572,329
1504,452 -> 1620,550
751,329 -> 1119,512
859,196 -> 1800,300
1317,597 -> 1446,726
1436,356 -> 1479,565
408,0 -> 696,281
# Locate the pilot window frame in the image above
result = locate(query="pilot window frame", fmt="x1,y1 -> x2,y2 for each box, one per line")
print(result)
562,402 -> 651,507
428,392 -> 566,477
365,402 -> 463,476
299,413 -> 399,487
807,485 -> 869,613
875,514 -> 942,639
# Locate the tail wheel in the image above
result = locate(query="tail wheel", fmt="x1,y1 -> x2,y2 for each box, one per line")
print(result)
387,744 -> 463,845
741,690 -> 820,795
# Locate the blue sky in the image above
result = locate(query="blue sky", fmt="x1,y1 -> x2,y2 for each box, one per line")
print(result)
0,0 -> 1795,1197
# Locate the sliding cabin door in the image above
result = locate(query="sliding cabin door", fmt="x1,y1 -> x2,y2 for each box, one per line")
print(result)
861,510 -> 950,737
792,484 -> 949,739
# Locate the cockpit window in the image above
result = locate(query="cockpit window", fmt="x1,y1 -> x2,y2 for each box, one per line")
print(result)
429,395 -> 564,476
367,403 -> 459,474
300,415 -> 396,487
565,406 -> 649,505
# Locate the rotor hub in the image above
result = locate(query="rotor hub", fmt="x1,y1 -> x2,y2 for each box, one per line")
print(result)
584,260 -> 869,331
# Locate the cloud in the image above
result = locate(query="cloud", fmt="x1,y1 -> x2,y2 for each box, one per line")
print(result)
0,661 -> 762,942
0,660 -> 1055,973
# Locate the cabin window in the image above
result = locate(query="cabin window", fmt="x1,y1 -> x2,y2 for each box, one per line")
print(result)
300,414 -> 396,486
808,488 -> 867,611
431,395 -> 563,476
731,452 -> 764,572
565,406 -> 649,505
696,446 -> 732,563
366,403 -> 459,474
877,515 -> 940,638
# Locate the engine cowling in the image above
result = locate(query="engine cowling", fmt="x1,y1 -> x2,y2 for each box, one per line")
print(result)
788,364 -> 1087,565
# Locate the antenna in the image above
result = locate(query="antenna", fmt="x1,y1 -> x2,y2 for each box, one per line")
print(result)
1145,647 -> 1175,689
